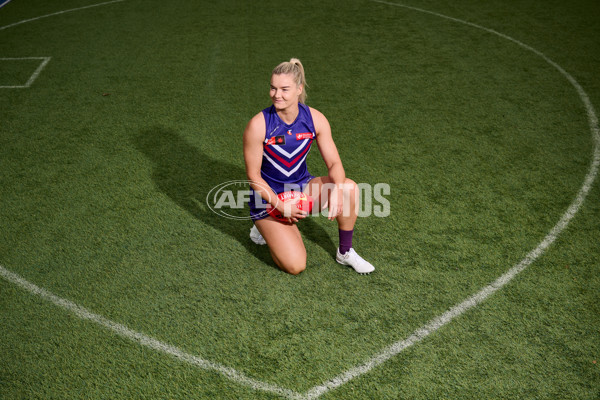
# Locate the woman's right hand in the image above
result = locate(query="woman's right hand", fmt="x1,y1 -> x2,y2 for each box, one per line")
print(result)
276,198 -> 307,224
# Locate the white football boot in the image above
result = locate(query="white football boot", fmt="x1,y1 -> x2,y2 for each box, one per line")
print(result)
336,248 -> 375,274
249,224 -> 266,245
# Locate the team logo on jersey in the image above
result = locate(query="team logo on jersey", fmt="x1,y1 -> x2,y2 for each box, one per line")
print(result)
295,132 -> 313,140
265,135 -> 286,146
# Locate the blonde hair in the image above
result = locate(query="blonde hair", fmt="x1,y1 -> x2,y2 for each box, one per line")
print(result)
272,58 -> 308,103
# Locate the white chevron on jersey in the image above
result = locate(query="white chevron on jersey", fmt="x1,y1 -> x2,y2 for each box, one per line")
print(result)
263,152 -> 310,178
270,138 -> 310,158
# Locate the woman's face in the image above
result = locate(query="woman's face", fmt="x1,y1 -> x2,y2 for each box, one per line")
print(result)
270,73 -> 302,110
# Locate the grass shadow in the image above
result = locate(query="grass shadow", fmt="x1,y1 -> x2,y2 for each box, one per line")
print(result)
299,219 -> 337,259
133,126 -> 336,267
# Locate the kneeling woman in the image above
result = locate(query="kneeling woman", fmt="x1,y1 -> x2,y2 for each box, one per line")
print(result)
243,58 -> 375,275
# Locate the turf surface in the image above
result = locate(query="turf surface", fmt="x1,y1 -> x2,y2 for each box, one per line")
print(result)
1,0 -> 599,398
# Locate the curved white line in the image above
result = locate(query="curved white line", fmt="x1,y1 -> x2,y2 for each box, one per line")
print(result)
302,2 -> 600,398
0,0 -> 13,10
0,2 -> 597,399
0,0 -> 299,397
0,0 -> 126,31
0,265 -> 301,399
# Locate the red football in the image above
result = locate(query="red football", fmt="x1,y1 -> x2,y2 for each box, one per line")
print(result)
266,191 -> 313,221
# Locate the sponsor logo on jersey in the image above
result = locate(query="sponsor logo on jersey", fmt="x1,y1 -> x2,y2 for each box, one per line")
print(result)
295,132 -> 313,140
265,135 -> 286,146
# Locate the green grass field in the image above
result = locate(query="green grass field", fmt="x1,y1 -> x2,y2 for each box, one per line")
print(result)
1,0 -> 599,398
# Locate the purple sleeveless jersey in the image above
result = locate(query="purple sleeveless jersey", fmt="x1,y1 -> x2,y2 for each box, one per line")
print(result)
248,103 -> 316,220
260,103 -> 316,191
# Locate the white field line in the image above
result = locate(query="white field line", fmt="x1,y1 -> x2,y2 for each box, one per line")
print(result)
0,0 -> 126,31
0,57 -> 51,88
0,0 -> 13,10
0,265 -> 302,399
300,2 -> 600,399
0,1 -> 598,399
0,0 -> 295,395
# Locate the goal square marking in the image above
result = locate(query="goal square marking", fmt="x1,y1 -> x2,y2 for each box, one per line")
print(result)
0,57 -> 51,88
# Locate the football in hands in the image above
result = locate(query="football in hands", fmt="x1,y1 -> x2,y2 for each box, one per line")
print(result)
266,191 -> 313,222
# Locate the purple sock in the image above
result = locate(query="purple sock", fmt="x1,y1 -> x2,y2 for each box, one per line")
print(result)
338,229 -> 354,255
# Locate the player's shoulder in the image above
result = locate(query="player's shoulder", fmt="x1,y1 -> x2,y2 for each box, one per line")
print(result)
307,106 -> 330,131
307,105 -> 325,120
248,110 -> 266,127
244,111 -> 266,138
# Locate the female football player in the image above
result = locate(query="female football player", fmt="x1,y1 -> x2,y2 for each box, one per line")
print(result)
243,58 -> 375,275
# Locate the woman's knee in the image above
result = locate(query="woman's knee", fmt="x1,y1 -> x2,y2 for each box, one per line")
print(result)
281,261 -> 306,275
272,250 -> 306,275
257,220 -> 306,274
